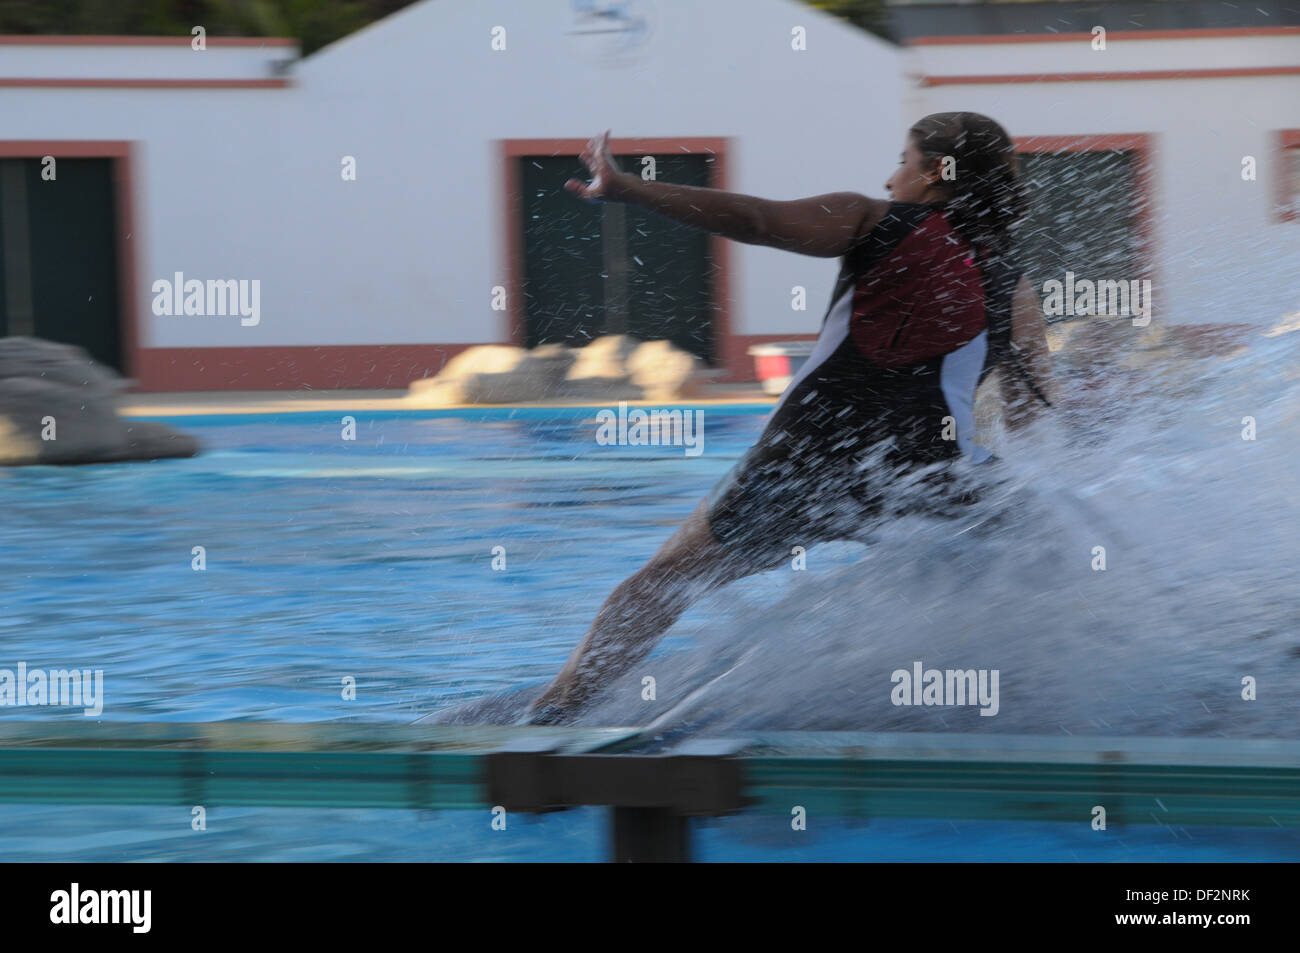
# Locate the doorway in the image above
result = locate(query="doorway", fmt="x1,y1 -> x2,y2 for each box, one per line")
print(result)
513,143 -> 723,364
0,154 -> 124,371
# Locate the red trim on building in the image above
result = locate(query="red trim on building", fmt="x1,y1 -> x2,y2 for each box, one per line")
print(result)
908,26 -> 1300,45
133,344 -> 491,392
0,140 -> 138,157
0,78 -> 289,88
0,33 -> 295,89
1276,131 -> 1300,223
736,333 -> 819,348
921,66 -> 1300,86
0,35 -> 296,46
1015,134 -> 1151,152
0,140 -> 141,380
500,137 -> 741,379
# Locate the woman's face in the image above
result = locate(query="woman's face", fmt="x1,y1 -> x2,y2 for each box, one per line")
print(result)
886,134 -> 942,203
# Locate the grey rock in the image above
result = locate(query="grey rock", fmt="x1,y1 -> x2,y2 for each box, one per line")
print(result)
0,336 -> 199,466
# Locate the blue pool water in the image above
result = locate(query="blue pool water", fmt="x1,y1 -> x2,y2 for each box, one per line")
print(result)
2,386 -> 1298,861
0,408 -> 758,722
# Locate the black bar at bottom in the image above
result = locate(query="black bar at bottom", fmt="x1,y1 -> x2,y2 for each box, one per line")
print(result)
611,807 -> 690,863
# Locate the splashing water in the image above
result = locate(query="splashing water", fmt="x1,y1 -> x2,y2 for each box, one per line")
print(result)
536,321 -> 1300,738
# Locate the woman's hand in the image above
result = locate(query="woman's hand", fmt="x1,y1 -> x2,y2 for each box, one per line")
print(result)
565,129 -> 625,202
561,130 -> 886,259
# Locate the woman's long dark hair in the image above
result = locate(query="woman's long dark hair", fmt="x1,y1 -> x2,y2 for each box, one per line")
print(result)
909,112 -> 1027,256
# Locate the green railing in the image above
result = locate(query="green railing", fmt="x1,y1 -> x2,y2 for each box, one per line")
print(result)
2,722 -> 1297,861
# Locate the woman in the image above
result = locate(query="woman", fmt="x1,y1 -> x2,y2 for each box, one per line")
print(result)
526,112 -> 1054,724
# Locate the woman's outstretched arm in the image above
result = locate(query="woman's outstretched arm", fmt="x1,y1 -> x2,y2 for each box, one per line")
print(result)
567,130 -> 888,258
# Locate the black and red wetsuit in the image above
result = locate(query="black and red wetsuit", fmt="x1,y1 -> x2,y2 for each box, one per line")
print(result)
706,201 -> 1023,563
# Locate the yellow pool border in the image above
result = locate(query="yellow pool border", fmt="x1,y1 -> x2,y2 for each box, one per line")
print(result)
118,387 -> 779,418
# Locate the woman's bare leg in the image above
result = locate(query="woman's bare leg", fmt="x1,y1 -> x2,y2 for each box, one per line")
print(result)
526,497 -> 770,721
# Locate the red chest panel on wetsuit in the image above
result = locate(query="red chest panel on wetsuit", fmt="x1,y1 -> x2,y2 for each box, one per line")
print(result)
849,211 -> 987,367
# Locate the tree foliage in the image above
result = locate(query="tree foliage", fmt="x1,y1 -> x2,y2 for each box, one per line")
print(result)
0,1 -> 907,52
0,0 -> 416,54
804,0 -> 891,39
2,0 -> 1142,53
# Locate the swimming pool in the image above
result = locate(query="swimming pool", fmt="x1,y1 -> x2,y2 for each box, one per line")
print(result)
0,408 -> 759,723
2,406 -> 1297,861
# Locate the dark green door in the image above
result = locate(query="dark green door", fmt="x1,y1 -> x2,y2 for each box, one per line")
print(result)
0,157 -> 122,370
1015,150 -> 1145,320
519,153 -> 716,363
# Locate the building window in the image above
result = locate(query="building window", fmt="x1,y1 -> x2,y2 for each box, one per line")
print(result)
1012,135 -> 1153,322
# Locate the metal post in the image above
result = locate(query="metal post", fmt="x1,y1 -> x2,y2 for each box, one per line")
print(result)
611,806 -> 690,863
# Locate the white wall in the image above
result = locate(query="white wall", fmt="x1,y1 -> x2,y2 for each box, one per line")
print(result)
0,0 -> 904,352
0,4 -> 1294,365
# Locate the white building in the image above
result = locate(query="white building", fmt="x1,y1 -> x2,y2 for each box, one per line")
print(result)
0,0 -> 1296,390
